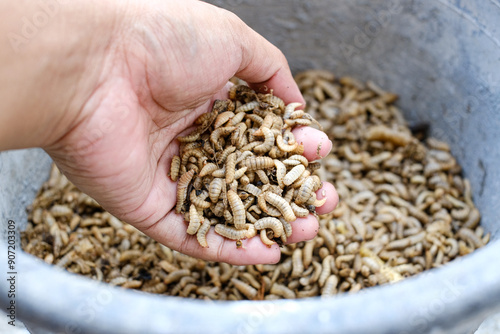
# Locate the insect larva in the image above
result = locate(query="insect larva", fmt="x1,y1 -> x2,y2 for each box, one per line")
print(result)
169,156 -> 181,181
227,190 -> 245,229
216,145 -> 236,164
254,114 -> 275,136
365,125 -> 411,146
236,150 -> 253,164
291,169 -> 311,189
295,176 -> 315,204
255,169 -> 270,185
196,218 -> 211,248
319,255 -> 333,287
228,111 -> 246,126
254,217 -> 284,238
233,167 -> 247,180
175,169 -> 195,213
284,119 -> 312,128
235,101 -> 260,113
254,127 -> 275,153
208,178 -> 224,203
321,275 -> 339,297
231,278 -> 257,299
210,126 -> 236,150
246,113 -> 264,125
238,183 -> 262,197
283,164 -> 306,186
187,204 -> 202,235
240,141 -> 261,152
177,130 -> 201,143
214,111 -> 235,128
199,163 -> 218,177
276,135 -> 299,152
457,228 -> 483,248
291,248 -> 304,278
214,224 -> 256,240
225,153 -> 237,184
164,269 -> 191,285
239,157 -> 274,171
270,160 -> 285,189
246,211 -> 258,223
211,167 -> 226,178
257,192 -> 268,213
262,95 -> 285,111
290,202 -> 309,217
285,154 -> 309,167
259,229 -> 275,246
265,192 -> 296,222
463,208 -> 480,229
270,283 -> 296,299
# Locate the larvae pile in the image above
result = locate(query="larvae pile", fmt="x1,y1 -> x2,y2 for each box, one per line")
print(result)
22,70 -> 489,299
171,86 -> 325,248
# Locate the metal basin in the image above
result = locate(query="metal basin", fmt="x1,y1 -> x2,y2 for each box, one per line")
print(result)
1,1 -> 500,333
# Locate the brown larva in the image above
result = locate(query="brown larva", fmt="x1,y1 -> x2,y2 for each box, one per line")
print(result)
208,178 -> 224,203
261,95 -> 285,111
214,224 -> 256,240
214,111 -> 235,128
290,202 -> 309,217
276,134 -> 299,152
259,229 -> 276,247
235,101 -> 260,113
253,127 -> 275,153
264,192 -> 296,222
291,248 -> 304,278
295,176 -> 315,204
196,218 -> 211,248
238,157 -> 274,171
270,283 -> 296,299
227,190 -> 246,229
210,126 -> 236,150
199,163 -> 218,177
254,217 -> 284,238
225,153 -> 237,184
283,164 -> 306,186
169,155 -> 181,181
175,169 -> 196,214
231,278 -> 257,300
284,102 -> 303,119
187,204 -> 202,235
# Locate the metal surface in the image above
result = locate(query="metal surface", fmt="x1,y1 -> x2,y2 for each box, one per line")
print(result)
1,1 -> 500,333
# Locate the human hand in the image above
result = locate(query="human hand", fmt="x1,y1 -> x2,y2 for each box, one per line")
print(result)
31,0 -> 338,264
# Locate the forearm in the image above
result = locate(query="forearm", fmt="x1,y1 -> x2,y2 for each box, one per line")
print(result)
0,0 -> 119,150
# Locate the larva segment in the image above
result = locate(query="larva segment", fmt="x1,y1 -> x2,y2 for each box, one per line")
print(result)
187,204 -> 202,235
260,229 -> 275,246
239,157 -> 275,171
227,190 -> 246,229
291,202 -> 309,217
175,169 -> 196,214
295,176 -> 315,204
264,192 -> 296,222
169,155 -> 181,181
231,278 -> 257,300
254,217 -> 284,238
199,163 -> 218,177
196,218 -> 211,248
283,165 -> 306,186
276,135 -> 299,152
210,127 -> 236,150
254,127 -> 275,153
214,224 -> 256,240
236,101 -> 260,113
284,102 -> 303,119
214,111 -> 235,128
209,178 -> 224,203
225,153 -> 237,184
274,160 -> 286,188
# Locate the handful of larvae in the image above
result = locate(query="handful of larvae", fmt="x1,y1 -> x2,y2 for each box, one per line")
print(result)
170,85 -> 326,248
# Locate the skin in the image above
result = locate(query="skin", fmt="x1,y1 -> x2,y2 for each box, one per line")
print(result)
0,0 -> 338,265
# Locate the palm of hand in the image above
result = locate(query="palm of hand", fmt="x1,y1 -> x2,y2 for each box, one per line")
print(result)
46,4 -> 338,264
